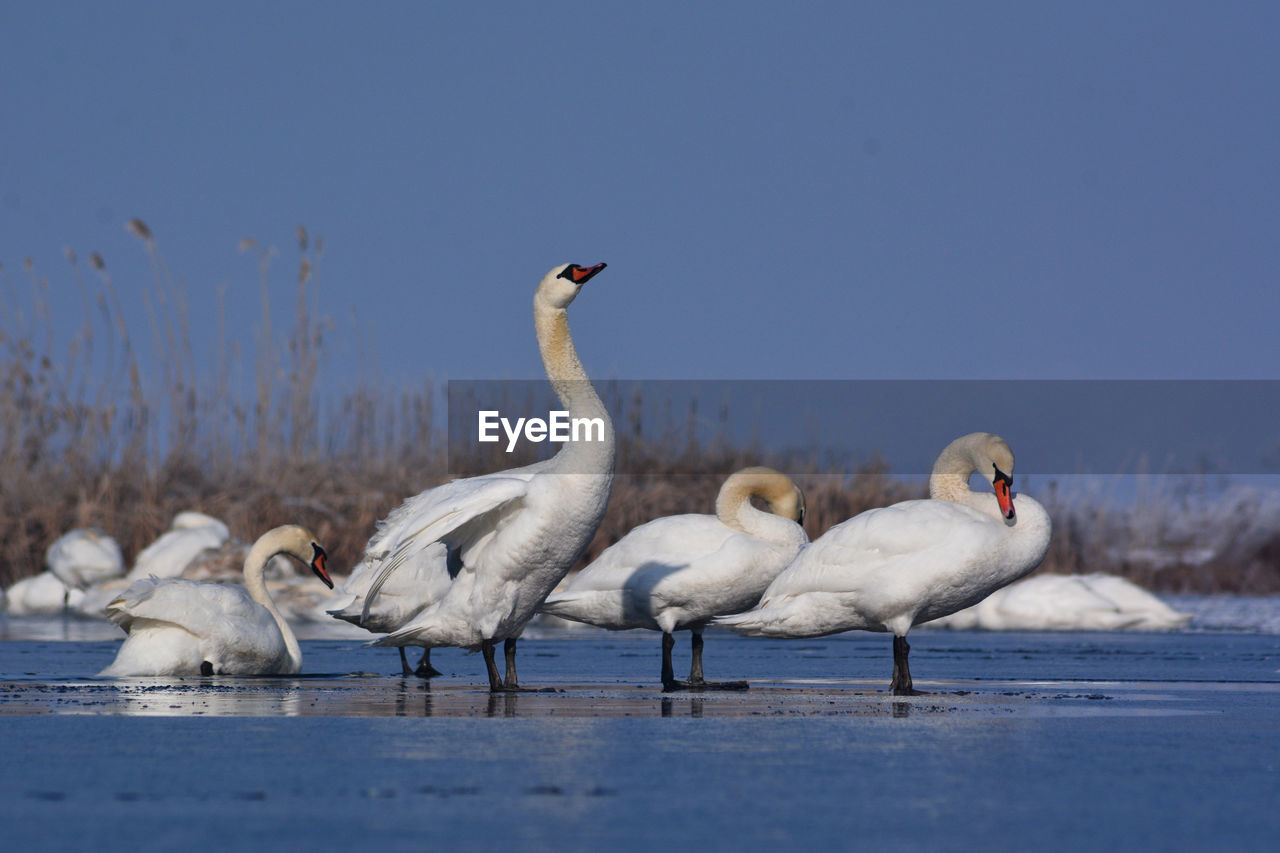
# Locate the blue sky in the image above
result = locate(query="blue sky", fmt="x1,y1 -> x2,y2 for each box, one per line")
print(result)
3,1 -> 1279,401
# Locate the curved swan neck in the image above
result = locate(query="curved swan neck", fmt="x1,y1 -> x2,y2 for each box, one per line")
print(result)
533,301 -> 614,464
716,468 -> 806,546
243,533 -> 302,671
928,432 -> 1012,504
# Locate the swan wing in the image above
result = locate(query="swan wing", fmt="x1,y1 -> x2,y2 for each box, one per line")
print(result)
358,472 -> 538,620
762,499 -> 1001,600
105,577 -> 275,639
564,515 -> 734,593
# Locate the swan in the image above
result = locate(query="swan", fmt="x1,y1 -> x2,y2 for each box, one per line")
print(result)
47,528 -> 124,591
98,525 -> 333,676
541,467 -> 807,690
360,262 -> 615,692
717,432 -> 1051,694
924,572 -> 1191,631
4,571 -> 86,615
124,511 -> 231,582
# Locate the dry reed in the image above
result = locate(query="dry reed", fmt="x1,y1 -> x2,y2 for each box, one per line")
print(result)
1,229 -> 1277,594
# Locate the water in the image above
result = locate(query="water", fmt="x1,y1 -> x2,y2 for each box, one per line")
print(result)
2,624 -> 1277,851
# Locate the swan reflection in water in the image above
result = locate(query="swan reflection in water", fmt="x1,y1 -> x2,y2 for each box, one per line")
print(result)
101,677 -> 308,717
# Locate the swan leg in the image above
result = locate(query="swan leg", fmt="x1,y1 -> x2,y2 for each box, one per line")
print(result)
661,632 -> 679,691
503,638 -> 519,690
482,638 -> 554,693
414,648 -> 442,679
688,631 -> 748,691
661,631 -> 747,692
481,639 -> 504,692
398,647 -> 414,677
200,661 -> 214,677
890,635 -> 924,695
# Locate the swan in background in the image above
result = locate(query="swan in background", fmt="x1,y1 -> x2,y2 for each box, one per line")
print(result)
72,512 -> 234,618
924,572 -> 1191,631
4,571 -> 85,615
99,525 -> 333,676
542,467 -> 807,691
47,528 -> 124,592
718,432 -> 1052,695
125,511 -> 231,582
366,262 -> 615,692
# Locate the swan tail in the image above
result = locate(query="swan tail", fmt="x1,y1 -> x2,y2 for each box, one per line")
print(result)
538,592 -> 591,622
713,593 -> 855,638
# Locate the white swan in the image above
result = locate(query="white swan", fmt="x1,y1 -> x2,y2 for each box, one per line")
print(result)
125,511 -> 231,582
924,573 -> 1191,631
542,467 -> 807,690
47,528 -> 124,591
4,571 -> 86,615
718,432 -> 1052,694
99,525 -> 333,676
362,262 -> 615,691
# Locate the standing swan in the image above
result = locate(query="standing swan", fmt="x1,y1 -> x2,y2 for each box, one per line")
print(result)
99,525 -> 333,677
362,263 -> 615,692
717,433 -> 1051,694
542,467 -> 807,691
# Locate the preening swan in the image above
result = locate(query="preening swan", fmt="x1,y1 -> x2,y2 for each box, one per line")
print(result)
99,525 -> 333,677
717,433 -> 1051,694
542,467 -> 807,691
358,263 -> 615,691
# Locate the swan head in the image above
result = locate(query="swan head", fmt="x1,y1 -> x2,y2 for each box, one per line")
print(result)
932,432 -> 1017,520
719,467 -> 806,526
768,479 -> 806,526
970,433 -> 1016,520
535,262 -> 607,310
260,525 -> 334,589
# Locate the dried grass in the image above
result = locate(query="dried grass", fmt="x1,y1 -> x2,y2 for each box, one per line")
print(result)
2,229 -> 1277,594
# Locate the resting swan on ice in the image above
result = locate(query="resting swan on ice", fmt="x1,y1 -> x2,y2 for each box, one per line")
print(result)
542,467 -> 808,691
99,525 -> 333,677
718,432 -> 1052,694
348,263 -> 615,692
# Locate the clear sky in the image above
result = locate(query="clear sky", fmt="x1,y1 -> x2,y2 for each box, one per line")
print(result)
3,1 -> 1279,399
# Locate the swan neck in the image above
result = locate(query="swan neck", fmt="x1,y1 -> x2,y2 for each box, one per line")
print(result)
716,474 -> 805,546
243,539 -> 302,671
929,442 -> 978,504
534,302 -> 614,466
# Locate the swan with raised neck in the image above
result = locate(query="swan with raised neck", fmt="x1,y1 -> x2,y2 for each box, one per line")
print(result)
363,262 -> 616,692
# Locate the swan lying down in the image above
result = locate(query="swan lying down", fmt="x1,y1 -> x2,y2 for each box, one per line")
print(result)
923,573 -> 1191,631
99,525 -> 333,677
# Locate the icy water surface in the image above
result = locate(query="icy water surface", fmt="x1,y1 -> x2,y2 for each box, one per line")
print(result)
1,622 -> 1277,851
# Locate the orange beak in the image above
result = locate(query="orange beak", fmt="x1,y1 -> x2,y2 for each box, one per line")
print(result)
994,476 -> 1015,520
311,545 -> 334,589
565,262 -> 607,284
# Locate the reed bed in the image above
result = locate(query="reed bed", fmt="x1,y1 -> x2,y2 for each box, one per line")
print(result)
2,226 -> 1277,594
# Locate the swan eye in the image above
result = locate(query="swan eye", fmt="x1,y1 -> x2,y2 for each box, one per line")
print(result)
557,262 -> 607,285
992,465 -> 1012,487
311,543 -> 327,572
